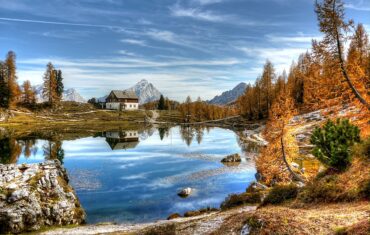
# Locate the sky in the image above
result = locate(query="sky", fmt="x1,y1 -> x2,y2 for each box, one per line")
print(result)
0,0 -> 369,101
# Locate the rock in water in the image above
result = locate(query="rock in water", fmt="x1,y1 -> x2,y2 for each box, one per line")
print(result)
0,160 -> 85,234
221,153 -> 241,163
178,187 -> 193,197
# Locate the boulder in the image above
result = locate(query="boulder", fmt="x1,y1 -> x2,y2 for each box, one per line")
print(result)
178,187 -> 192,197
241,224 -> 250,235
0,160 -> 85,234
221,153 -> 241,163
167,213 -> 181,220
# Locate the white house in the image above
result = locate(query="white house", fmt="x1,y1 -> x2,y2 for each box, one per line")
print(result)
105,90 -> 139,111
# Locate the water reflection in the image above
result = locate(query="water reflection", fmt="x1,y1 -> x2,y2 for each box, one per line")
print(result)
0,137 -> 22,164
0,137 -> 64,164
0,126 -> 259,224
104,130 -> 139,150
43,140 -> 64,164
179,126 -> 209,146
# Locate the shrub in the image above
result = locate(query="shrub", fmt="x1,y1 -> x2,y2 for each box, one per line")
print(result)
310,119 -> 360,171
351,137 -> 370,160
359,179 -> 370,200
221,192 -> 262,210
262,184 -> 298,205
298,175 -> 357,203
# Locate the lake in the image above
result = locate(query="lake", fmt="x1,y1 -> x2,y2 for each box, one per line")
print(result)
0,126 -> 258,224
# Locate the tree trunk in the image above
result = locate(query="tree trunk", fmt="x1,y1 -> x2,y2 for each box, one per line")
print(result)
333,0 -> 370,110
280,126 -> 305,183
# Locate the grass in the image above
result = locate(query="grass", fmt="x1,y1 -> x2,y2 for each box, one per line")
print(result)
262,184 -> 298,206
247,202 -> 370,235
156,110 -> 182,123
28,172 -> 44,192
221,192 -> 262,210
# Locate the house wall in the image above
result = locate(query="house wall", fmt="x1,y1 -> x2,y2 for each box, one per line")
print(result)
105,102 -> 139,110
106,102 -> 120,110
124,102 -> 139,110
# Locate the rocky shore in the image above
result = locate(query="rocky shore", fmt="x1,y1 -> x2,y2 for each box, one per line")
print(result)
0,160 -> 85,234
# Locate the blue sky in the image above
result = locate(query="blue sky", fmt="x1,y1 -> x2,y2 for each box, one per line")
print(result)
0,0 -> 369,101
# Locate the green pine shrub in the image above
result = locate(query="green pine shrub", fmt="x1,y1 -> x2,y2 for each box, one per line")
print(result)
310,119 -> 360,171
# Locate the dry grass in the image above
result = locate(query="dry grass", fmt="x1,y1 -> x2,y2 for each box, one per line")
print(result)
245,202 -> 369,235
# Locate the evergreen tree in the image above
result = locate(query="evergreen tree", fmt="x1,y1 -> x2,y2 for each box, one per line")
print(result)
310,119 -> 360,171
55,70 -> 64,102
0,61 -> 9,108
158,94 -> 165,110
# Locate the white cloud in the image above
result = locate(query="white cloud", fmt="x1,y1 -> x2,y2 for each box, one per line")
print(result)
145,29 -> 210,52
345,2 -> 370,11
170,5 -> 229,22
192,0 -> 225,5
120,39 -> 147,46
146,30 -> 178,44
0,17 -> 125,31
118,50 -> 136,56
266,34 -> 322,44
17,55 -> 247,100
237,47 -> 309,73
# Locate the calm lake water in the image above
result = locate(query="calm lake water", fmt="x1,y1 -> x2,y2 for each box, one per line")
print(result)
4,126 -> 257,224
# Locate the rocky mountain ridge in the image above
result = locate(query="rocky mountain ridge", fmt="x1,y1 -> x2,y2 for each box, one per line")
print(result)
34,85 -> 86,103
208,82 -> 247,105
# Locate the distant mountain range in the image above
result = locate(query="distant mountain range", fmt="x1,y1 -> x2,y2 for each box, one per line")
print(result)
98,79 -> 162,104
34,85 -> 86,103
208,82 -> 247,105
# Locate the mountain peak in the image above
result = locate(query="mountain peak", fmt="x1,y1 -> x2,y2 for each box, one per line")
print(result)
125,80 -> 162,104
34,85 -> 86,103
139,79 -> 149,83
208,82 -> 247,105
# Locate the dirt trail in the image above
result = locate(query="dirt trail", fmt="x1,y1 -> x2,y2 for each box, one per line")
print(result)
40,206 -> 256,235
150,110 -> 159,123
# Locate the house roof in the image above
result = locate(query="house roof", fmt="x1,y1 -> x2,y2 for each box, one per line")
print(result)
110,90 -> 138,99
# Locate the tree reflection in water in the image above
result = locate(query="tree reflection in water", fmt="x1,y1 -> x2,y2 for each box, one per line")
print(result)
179,125 -> 207,146
0,136 -> 64,164
43,140 -> 64,164
0,137 -> 22,164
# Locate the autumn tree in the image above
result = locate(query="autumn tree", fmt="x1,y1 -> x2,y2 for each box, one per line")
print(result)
315,0 -> 369,109
346,24 -> 369,102
260,60 -> 276,115
5,51 -> 20,108
42,62 -> 58,106
22,80 -> 36,105
185,96 -> 192,122
194,97 -> 203,121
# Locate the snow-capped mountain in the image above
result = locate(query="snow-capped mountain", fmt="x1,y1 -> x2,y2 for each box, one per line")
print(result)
125,79 -> 161,104
98,79 -> 162,104
62,88 -> 86,103
208,82 -> 247,105
34,85 -> 86,103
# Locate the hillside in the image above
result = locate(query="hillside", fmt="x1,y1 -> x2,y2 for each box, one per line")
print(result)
208,82 -> 247,105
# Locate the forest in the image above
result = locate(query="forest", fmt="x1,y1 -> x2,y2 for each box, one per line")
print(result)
0,53 -> 64,109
